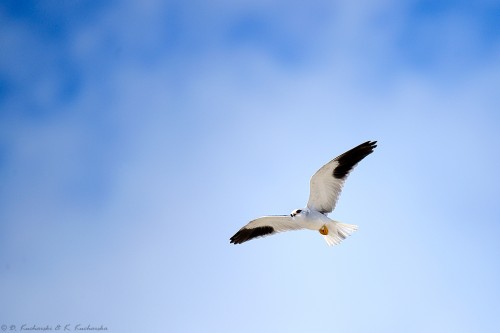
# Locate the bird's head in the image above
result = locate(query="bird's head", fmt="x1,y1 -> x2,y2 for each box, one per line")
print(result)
290,208 -> 306,218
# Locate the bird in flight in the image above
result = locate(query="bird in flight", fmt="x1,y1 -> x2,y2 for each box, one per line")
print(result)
230,141 -> 377,246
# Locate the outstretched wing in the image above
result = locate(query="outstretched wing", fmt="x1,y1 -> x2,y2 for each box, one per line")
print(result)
307,141 -> 377,214
230,215 -> 304,244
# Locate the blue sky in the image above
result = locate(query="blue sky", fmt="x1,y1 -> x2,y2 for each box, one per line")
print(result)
1,0 -> 499,332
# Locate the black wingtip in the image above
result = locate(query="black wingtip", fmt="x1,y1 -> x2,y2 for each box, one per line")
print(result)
333,141 -> 377,179
230,226 -> 275,245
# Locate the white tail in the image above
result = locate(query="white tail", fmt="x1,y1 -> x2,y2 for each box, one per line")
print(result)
323,221 -> 358,246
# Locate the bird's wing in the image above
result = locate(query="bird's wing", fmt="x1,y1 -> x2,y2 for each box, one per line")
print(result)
230,215 -> 304,244
307,141 -> 377,214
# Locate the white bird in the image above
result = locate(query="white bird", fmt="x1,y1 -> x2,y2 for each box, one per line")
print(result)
230,141 -> 377,246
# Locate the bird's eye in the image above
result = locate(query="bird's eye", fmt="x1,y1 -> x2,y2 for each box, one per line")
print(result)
296,210 -> 302,214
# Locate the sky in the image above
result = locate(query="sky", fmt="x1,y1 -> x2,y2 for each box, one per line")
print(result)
0,0 -> 499,332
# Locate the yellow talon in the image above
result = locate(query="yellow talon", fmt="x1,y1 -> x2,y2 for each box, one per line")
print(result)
319,225 -> 329,235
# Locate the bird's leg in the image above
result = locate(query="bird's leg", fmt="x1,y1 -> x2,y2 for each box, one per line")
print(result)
319,225 -> 329,235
